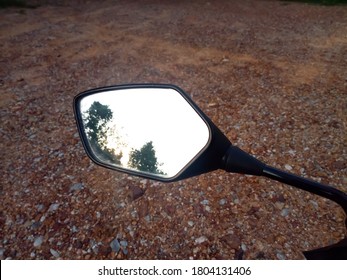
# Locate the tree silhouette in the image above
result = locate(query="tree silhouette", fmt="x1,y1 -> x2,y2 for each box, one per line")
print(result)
128,141 -> 165,175
83,101 -> 122,165
84,101 -> 113,143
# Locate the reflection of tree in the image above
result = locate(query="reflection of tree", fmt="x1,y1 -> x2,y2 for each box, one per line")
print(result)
128,141 -> 165,175
83,101 -> 122,164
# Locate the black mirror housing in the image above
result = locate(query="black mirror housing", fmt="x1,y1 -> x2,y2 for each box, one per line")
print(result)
73,84 -> 231,182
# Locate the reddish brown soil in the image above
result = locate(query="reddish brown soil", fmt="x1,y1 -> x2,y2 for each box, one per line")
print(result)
1,0 -> 346,259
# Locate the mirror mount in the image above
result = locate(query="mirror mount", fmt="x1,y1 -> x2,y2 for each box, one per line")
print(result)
175,116 -> 231,180
222,145 -> 266,176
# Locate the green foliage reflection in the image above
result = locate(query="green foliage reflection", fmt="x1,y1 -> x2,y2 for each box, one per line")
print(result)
83,101 -> 122,164
128,141 -> 166,175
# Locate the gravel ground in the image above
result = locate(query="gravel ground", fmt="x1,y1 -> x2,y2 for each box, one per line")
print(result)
1,0 -> 346,260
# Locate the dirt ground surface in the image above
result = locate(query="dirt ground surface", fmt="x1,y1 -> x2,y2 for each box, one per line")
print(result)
1,0 -> 346,260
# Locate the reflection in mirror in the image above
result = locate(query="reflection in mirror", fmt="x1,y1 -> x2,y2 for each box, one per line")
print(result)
78,87 -> 210,179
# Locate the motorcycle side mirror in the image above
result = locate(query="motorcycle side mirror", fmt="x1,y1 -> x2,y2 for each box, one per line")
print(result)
73,84 -> 219,181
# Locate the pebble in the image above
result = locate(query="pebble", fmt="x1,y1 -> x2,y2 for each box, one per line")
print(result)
128,185 -> 145,201
70,183 -> 84,192
48,203 -> 59,212
284,164 -> 293,171
201,199 -> 209,205
31,221 -> 41,230
195,236 -> 208,244
281,208 -> 290,217
276,251 -> 286,260
50,249 -> 60,258
110,239 -> 121,253
33,236 -> 43,247
219,198 -> 227,205
275,202 -> 284,210
309,200 -> 318,210
144,215 -> 151,222
40,215 -> 46,223
36,204 -> 45,212
188,221 -> 194,227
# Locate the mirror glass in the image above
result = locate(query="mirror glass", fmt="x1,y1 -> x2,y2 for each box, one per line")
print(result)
77,87 -> 210,179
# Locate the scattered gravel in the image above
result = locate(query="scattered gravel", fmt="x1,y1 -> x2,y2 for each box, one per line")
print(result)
1,0 -> 346,260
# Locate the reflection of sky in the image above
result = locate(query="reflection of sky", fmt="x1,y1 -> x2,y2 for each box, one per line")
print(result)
80,88 -> 210,177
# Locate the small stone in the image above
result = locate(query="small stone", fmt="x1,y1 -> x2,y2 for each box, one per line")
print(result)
31,221 -> 41,230
128,185 -> 145,201
219,198 -> 227,205
50,249 -> 60,258
281,208 -> 290,217
70,183 -> 84,192
284,164 -> 292,171
33,236 -> 43,247
120,240 -> 128,247
201,199 -> 209,205
276,251 -> 286,260
144,215 -> 151,222
188,221 -> 194,227
309,200 -> 318,210
241,243 -> 247,251
195,236 -> 208,244
48,203 -> 59,212
36,204 -> 44,212
275,202 -> 284,210
276,194 -> 286,203
110,239 -> 121,253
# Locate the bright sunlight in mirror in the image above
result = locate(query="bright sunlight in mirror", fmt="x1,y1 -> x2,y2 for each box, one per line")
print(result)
78,87 -> 210,178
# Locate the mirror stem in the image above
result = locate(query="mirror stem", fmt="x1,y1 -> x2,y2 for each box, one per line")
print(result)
223,145 -> 347,218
